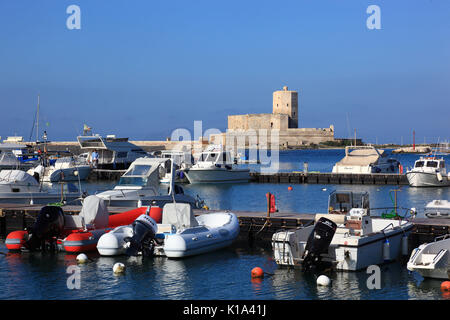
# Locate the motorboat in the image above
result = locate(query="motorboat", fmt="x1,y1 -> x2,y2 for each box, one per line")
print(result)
96,203 -> 240,258
158,150 -> 193,183
272,191 -> 414,271
95,157 -> 203,208
4,195 -> 159,253
406,156 -> 449,187
332,146 -> 400,174
77,133 -> 149,169
424,200 -> 450,219
0,143 -> 38,170
407,235 -> 450,279
27,156 -> 92,183
0,169 -> 81,205
183,145 -> 250,183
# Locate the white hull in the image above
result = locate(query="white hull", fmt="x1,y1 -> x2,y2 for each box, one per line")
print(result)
407,237 -> 450,280
0,192 -> 80,205
406,172 -> 450,187
184,168 -> 250,183
46,166 -> 92,182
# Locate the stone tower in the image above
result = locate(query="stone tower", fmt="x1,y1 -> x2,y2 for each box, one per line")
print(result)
273,86 -> 298,128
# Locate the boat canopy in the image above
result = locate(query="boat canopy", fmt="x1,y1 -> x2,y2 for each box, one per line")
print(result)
328,190 -> 370,214
335,146 -> 385,167
162,203 -> 199,231
117,157 -> 168,187
0,170 -> 39,186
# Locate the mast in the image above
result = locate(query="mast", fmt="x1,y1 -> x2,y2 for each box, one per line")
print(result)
36,94 -> 40,143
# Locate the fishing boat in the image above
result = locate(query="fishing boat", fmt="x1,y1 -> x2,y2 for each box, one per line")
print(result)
424,200 -> 450,219
407,235 -> 450,279
95,157 -> 203,208
4,195 -> 161,253
183,145 -> 250,183
272,191 -> 414,271
96,203 -> 240,258
332,146 -> 400,174
0,169 -> 81,205
406,156 -> 449,187
27,156 -> 92,183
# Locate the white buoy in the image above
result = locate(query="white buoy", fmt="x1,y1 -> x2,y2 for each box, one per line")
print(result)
30,199 -> 34,205
137,199 -> 143,207
317,275 -> 331,286
113,262 -> 126,274
383,239 -> 391,261
76,253 -> 88,264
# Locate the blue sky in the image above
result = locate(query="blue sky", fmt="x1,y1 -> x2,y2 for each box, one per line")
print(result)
0,0 -> 449,144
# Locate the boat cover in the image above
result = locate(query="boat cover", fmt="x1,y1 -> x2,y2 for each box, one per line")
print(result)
0,170 -> 39,186
79,195 -> 109,229
335,148 -> 385,166
162,203 -> 198,231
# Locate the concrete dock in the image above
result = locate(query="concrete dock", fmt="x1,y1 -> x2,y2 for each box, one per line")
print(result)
1,204 -> 448,254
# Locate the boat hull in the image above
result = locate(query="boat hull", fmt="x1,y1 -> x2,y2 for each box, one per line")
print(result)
407,238 -> 450,279
184,168 -> 250,183
47,166 -> 92,182
406,172 -> 450,187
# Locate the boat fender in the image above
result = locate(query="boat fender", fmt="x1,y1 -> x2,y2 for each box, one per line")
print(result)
317,275 -> 331,286
113,262 -> 126,274
251,267 -> 264,279
383,239 -> 391,261
437,172 -> 443,182
401,235 -> 409,256
76,253 -> 88,264
441,281 -> 450,292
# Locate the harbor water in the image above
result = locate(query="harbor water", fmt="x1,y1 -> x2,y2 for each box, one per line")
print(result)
1,149 -> 449,300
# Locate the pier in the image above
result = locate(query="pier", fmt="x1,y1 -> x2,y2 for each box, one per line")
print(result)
0,204 -> 448,254
249,172 -> 409,185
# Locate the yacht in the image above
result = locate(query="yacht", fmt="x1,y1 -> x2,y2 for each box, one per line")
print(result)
332,146 -> 400,174
272,190 -> 414,271
182,146 -> 250,183
95,157 -> 202,208
0,169 -> 81,204
27,156 -> 92,183
77,133 -> 149,169
406,156 -> 449,187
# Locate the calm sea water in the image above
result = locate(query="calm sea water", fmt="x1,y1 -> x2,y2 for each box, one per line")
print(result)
0,149 -> 449,300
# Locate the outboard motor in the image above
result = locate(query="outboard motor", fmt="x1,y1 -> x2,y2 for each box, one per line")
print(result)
125,214 -> 158,257
24,206 -> 65,251
301,217 -> 337,272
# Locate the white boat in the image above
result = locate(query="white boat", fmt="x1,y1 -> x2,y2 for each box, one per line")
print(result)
0,169 -> 81,204
406,156 -> 449,187
95,157 -> 202,208
77,133 -> 149,169
332,146 -> 400,174
0,143 -> 37,170
272,191 -> 413,271
407,235 -> 450,279
424,200 -> 450,219
97,203 -> 240,258
159,150 -> 193,184
183,146 -> 250,183
27,156 -> 92,183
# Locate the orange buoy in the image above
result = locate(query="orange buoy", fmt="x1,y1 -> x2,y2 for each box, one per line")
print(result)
251,267 -> 264,279
441,281 -> 450,292
288,186 -> 293,191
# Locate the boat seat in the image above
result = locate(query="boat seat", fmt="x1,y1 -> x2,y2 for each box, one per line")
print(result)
315,214 -> 346,225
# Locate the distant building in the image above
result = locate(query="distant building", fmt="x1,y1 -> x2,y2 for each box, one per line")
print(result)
210,86 -> 334,148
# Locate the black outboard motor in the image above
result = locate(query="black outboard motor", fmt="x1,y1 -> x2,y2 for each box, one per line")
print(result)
301,217 -> 337,272
24,206 -> 65,251
125,214 -> 158,257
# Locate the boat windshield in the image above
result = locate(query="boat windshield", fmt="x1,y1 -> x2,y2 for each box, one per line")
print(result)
123,165 -> 151,176
199,152 -> 230,164
118,176 -> 148,186
414,161 -> 424,168
426,161 -> 438,168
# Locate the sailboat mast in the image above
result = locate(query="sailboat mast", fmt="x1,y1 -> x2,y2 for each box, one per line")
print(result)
36,94 -> 40,143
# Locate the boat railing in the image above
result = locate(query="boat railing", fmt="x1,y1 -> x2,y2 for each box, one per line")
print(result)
434,234 -> 450,242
